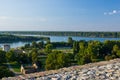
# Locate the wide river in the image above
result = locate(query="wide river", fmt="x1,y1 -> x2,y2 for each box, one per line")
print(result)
0,34 -> 120,48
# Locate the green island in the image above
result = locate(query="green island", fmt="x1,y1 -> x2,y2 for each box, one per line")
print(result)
0,34 -> 49,43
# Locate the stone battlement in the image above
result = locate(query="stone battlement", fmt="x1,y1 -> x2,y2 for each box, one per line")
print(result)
2,58 -> 120,80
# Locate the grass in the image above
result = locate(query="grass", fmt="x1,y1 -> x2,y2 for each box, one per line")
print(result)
8,61 -> 21,72
53,48 -> 73,53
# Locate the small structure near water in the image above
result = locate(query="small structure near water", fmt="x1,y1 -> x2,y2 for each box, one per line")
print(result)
3,44 -> 10,52
21,63 -> 38,74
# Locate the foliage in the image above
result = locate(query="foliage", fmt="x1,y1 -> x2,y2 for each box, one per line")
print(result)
45,44 -> 53,54
8,61 -> 21,72
112,44 -> 119,56
73,41 -> 79,54
0,34 -> 49,43
68,37 -> 73,44
3,31 -> 120,38
52,42 -> 72,48
0,50 -> 6,63
75,40 -> 120,65
45,51 -> 71,70
6,50 -> 16,61
6,50 -> 29,63
105,54 -> 115,61
32,52 -> 38,63
0,66 -> 14,79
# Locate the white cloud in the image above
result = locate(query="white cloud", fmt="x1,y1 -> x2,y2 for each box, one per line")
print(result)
113,10 -> 117,14
0,16 -> 9,20
0,16 -> 47,22
104,10 -> 120,15
0,16 -> 48,27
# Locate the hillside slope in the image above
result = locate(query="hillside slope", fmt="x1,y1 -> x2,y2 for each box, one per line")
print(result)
2,58 -> 120,80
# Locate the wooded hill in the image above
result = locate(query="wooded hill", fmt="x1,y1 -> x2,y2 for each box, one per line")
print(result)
1,31 -> 120,38
0,34 -> 49,43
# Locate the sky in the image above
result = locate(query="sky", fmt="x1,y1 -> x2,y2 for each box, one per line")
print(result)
0,0 -> 120,31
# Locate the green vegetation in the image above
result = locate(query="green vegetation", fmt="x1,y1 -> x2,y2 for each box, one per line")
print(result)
0,66 -> 14,79
0,34 -> 49,43
8,62 -> 20,72
0,50 -> 6,63
45,51 -> 71,70
53,48 -> 73,53
0,50 -> 15,78
1,31 -> 120,38
45,44 -> 53,54
6,50 -> 29,64
10,37 -> 120,71
2,35 -> 120,78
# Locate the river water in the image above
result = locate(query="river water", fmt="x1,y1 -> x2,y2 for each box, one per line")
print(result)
0,35 -> 120,48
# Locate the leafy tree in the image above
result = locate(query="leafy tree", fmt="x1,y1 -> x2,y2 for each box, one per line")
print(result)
46,38 -> 51,44
68,37 -> 73,44
38,41 -> 44,49
105,54 -> 114,61
80,54 -> 92,65
32,52 -> 38,63
45,44 -> 53,54
87,41 -> 102,60
116,50 -> 120,57
0,66 -> 14,78
113,44 -> 119,52
104,40 -> 116,54
45,51 -> 58,70
79,41 -> 86,55
0,50 -> 6,64
24,43 -> 30,48
57,53 -> 68,68
32,41 -> 37,48
19,53 -> 29,64
45,51 -> 71,70
6,50 -> 16,61
73,41 -> 79,55
112,44 -> 119,56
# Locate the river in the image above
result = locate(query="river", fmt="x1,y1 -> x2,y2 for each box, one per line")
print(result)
0,34 -> 120,48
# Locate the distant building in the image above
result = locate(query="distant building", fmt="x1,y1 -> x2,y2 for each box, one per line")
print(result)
3,45 -> 10,52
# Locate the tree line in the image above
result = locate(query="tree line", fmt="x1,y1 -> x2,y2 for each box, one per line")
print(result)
0,34 -> 49,43
1,31 -> 120,38
46,39 -> 120,70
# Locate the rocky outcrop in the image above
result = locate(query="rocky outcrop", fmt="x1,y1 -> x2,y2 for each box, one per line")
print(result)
2,58 -> 120,80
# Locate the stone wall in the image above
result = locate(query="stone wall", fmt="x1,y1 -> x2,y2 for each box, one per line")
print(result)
2,58 -> 120,80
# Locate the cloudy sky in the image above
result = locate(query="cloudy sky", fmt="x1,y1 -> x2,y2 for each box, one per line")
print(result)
0,0 -> 120,31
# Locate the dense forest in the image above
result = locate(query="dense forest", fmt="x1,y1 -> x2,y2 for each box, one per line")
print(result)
1,31 -> 120,38
0,34 -> 49,43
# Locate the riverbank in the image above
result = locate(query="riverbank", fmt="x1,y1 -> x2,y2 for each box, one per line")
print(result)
2,58 -> 120,80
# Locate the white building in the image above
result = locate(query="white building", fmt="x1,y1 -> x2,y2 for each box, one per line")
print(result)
3,45 -> 10,52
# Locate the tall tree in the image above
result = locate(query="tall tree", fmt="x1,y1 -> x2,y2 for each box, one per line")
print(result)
45,51 -> 71,70
0,50 -> 6,64
6,50 -> 16,62
68,37 -> 73,44
32,52 -> 38,63
45,44 -> 53,54
73,41 -> 79,55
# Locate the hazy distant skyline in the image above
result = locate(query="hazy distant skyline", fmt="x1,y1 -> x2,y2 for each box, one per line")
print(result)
0,0 -> 120,31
